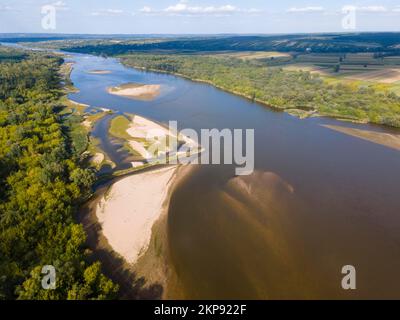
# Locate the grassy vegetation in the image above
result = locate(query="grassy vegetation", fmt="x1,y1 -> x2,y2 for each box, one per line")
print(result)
109,115 -> 132,140
87,136 -> 116,171
64,112 -> 90,156
59,96 -> 88,116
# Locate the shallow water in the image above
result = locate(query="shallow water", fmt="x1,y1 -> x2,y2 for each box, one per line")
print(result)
66,52 -> 400,299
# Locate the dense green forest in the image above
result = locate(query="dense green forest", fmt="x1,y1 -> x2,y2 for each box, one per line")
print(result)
0,47 -> 118,299
0,47 -> 27,63
120,54 -> 400,127
63,33 -> 400,55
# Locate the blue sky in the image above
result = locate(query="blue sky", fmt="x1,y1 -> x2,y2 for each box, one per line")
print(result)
1,0 -> 400,34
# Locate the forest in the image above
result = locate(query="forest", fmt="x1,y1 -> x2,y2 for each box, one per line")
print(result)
63,33 -> 400,55
120,53 -> 400,127
0,46 -> 118,299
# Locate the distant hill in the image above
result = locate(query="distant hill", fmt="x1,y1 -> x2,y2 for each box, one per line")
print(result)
58,33 -> 400,55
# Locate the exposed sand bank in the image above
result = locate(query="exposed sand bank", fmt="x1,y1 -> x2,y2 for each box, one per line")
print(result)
68,99 -> 89,108
128,140 -> 152,160
107,83 -> 161,100
127,114 -> 170,139
96,166 -> 177,264
88,70 -> 112,74
132,164 -> 196,299
82,119 -> 92,128
80,164 -> 196,299
91,152 -> 105,165
322,124 -> 400,151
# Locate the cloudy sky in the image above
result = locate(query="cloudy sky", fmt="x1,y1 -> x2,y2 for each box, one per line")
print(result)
1,0 -> 400,34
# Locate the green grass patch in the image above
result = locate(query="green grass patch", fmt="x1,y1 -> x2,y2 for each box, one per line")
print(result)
59,96 -> 88,115
109,115 -> 132,140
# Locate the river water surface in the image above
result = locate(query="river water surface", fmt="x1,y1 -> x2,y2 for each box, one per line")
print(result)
67,52 -> 400,299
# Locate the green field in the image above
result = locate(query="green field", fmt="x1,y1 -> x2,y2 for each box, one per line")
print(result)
109,115 -> 132,140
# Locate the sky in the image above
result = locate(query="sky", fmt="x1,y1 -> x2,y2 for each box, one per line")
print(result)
0,0 -> 400,34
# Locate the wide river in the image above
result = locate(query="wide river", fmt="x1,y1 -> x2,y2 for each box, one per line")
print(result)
67,52 -> 400,299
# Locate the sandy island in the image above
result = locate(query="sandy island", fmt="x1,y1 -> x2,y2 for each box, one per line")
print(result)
96,166 -> 177,264
107,83 -> 161,101
87,70 -> 112,74
109,114 -> 202,166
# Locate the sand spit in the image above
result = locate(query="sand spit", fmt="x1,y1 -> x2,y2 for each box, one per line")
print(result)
129,140 -> 152,160
107,83 -> 161,101
91,152 -> 105,166
96,166 -> 177,264
68,99 -> 89,107
82,119 -> 92,128
322,124 -> 400,151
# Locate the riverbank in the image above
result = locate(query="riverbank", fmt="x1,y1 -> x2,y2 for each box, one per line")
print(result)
118,63 -> 356,122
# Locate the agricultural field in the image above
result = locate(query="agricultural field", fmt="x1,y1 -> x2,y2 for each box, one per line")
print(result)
209,51 -> 291,60
266,52 -> 400,95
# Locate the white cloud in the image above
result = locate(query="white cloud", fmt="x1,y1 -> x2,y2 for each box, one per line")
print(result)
165,3 -> 237,14
140,6 -> 152,13
357,6 -> 387,12
140,1 -> 261,16
91,9 -> 124,16
392,6 -> 400,12
287,6 -> 324,13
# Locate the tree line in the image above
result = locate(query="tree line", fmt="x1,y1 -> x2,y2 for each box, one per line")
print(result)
0,47 -> 118,299
64,33 -> 400,56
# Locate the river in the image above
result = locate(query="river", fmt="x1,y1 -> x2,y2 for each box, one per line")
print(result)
60,51 -> 400,299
